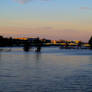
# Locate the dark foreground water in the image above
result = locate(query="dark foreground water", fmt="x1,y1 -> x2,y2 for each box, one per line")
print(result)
0,47 -> 92,92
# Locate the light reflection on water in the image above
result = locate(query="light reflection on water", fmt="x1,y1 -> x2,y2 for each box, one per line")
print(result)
0,47 -> 92,92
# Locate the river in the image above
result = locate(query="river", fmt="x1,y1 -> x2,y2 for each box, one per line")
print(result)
0,47 -> 92,92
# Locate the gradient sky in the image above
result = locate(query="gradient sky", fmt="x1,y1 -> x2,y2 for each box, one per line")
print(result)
0,0 -> 92,41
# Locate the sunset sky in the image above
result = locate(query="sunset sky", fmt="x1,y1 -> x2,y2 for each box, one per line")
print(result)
0,0 -> 92,41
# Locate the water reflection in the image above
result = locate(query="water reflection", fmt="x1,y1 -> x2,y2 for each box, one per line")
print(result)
35,52 -> 41,61
23,52 -> 30,61
0,53 -> 2,61
0,49 -> 3,61
89,56 -> 92,63
0,48 -> 92,92
0,48 -> 3,52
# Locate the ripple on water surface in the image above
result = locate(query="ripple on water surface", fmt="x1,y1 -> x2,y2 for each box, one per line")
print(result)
0,47 -> 92,92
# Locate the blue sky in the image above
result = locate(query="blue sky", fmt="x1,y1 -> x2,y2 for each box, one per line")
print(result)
0,0 -> 92,41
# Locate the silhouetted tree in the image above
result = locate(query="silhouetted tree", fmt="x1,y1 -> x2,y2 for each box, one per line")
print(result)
0,35 -> 3,39
0,35 -> 4,47
88,36 -> 92,49
23,40 -> 30,52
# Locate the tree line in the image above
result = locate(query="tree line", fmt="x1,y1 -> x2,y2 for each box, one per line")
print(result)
0,35 -> 92,49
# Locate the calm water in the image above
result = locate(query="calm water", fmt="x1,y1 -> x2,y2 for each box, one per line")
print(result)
0,47 -> 92,92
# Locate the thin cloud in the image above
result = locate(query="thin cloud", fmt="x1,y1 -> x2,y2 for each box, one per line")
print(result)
14,0 -> 32,4
13,0 -> 49,4
80,7 -> 92,10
